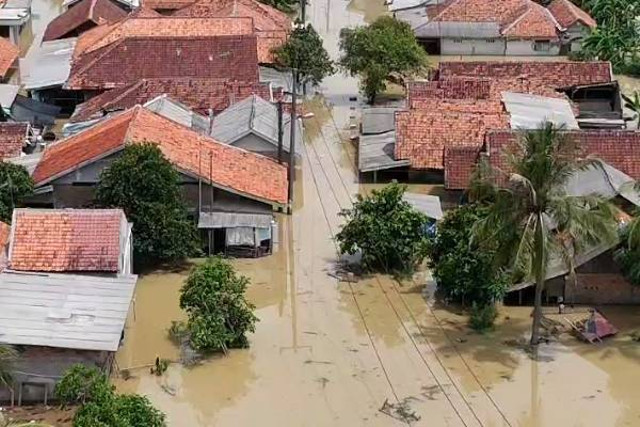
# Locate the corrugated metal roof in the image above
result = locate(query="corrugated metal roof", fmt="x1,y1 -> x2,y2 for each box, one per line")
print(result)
198,211 -> 273,229
210,94 -> 301,153
358,131 -> 411,172
5,0 -> 32,8
403,192 -> 443,220
20,38 -> 76,91
502,91 -> 579,130
6,152 -> 42,175
414,21 -> 501,38
0,271 -> 137,351
144,95 -> 210,134
388,0 -> 430,12
361,108 -> 397,135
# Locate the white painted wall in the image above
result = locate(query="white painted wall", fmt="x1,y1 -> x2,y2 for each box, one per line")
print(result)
505,40 -> 561,56
441,38 -> 506,55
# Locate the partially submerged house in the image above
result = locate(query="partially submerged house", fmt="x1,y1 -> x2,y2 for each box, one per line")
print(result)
0,208 -> 136,404
29,106 -> 288,255
210,94 -> 301,161
43,0 -> 128,42
397,0 -> 596,55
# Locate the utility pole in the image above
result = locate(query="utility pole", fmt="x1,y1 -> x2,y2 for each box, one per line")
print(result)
277,100 -> 283,164
287,70 -> 297,215
300,0 -> 306,24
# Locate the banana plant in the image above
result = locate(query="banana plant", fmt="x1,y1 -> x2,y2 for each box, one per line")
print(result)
622,91 -> 640,129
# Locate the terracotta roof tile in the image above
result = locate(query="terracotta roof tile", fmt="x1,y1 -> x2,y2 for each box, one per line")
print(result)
486,130 -> 640,185
433,0 -> 530,26
548,0 -> 596,29
444,146 -> 480,190
43,0 -> 127,42
71,78 -> 274,122
74,16 -> 255,58
0,38 -> 19,79
437,61 -> 612,88
67,35 -> 260,90
407,79 -> 493,106
502,3 -> 559,39
394,109 -> 509,170
175,0 -> 291,31
0,123 -> 28,160
34,106 -> 288,204
142,0 -> 197,10
9,209 -> 125,272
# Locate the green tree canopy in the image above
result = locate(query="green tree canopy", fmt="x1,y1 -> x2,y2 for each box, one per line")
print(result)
257,0 -> 297,13
56,365 -> 166,427
95,143 -> 199,265
273,23 -> 335,85
427,204 -> 509,307
339,16 -> 428,103
472,122 -> 619,346
0,162 -> 33,223
179,257 -> 258,352
336,182 -> 429,274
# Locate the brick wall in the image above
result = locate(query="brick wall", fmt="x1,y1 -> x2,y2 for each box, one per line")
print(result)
565,273 -> 640,304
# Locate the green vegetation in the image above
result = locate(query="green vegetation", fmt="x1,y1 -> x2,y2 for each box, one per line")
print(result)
622,92 -> 640,129
471,122 -> 619,346
336,183 -> 429,274
273,23 -> 334,85
338,16 -> 428,103
257,0 -> 297,13
95,143 -> 199,266
469,303 -> 499,333
0,162 -> 33,223
578,0 -> 640,75
56,365 -> 166,427
0,344 -> 16,389
427,204 -> 509,310
179,257 -> 258,353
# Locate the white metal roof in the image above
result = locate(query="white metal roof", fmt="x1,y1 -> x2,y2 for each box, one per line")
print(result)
403,192 -> 444,220
20,38 -> 76,91
198,211 -> 273,229
502,91 -> 579,130
358,131 -> 410,172
0,271 -> 137,351
387,0 -> 430,12
361,108 -> 397,135
0,84 -> 19,108
144,95 -> 210,134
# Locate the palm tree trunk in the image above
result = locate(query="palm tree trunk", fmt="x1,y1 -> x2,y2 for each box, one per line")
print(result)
530,213 -> 546,346
530,272 -> 544,346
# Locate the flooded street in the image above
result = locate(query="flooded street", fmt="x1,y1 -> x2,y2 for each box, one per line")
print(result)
113,0 -> 640,426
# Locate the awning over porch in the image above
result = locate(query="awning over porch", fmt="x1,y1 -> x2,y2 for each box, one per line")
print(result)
198,211 -> 273,229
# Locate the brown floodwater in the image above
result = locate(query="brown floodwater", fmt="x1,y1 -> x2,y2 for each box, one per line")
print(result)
114,0 -> 640,426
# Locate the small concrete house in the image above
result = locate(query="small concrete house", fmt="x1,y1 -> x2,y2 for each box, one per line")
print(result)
397,0 -> 596,56
211,94 -> 302,161
0,209 -> 136,404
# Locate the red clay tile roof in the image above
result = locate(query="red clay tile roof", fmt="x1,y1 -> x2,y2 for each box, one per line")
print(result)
548,0 -> 596,29
74,16 -> 255,58
407,79 -> 493,106
34,106 -> 288,204
142,0 -> 197,10
0,123 -> 28,160
0,221 -> 9,249
485,130 -> 640,184
67,35 -> 260,90
70,78 -> 274,122
394,109 -> 509,170
43,0 -> 127,42
444,146 -> 480,190
9,209 -> 125,272
501,3 -> 559,39
0,38 -> 19,79
437,61 -> 612,88
175,0 -> 291,31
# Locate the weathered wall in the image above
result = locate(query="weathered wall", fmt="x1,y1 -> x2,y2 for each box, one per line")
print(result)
565,273 -> 640,305
233,134 -> 278,158
441,38 -> 506,55
505,40 -> 561,56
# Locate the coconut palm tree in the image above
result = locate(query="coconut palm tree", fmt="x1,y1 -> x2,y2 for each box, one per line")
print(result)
472,122 -> 619,346
622,91 -> 640,129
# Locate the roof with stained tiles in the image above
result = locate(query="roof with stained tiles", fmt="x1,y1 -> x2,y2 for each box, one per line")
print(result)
33,106 -> 288,205
43,0 -> 127,42
548,0 -> 596,29
0,123 -> 28,160
8,209 -> 126,273
444,146 -> 480,190
67,35 -> 260,90
70,78 -> 274,122
0,38 -> 19,79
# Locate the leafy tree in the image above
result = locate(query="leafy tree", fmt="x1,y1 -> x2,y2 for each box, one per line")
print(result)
257,0 -> 297,13
622,91 -> 640,129
428,204 -> 509,307
336,183 -> 429,274
95,143 -> 199,265
273,23 -> 334,85
56,365 -> 166,427
179,257 -> 258,352
0,162 -> 33,223
339,16 -> 428,103
472,122 -> 619,346
0,345 -> 16,389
